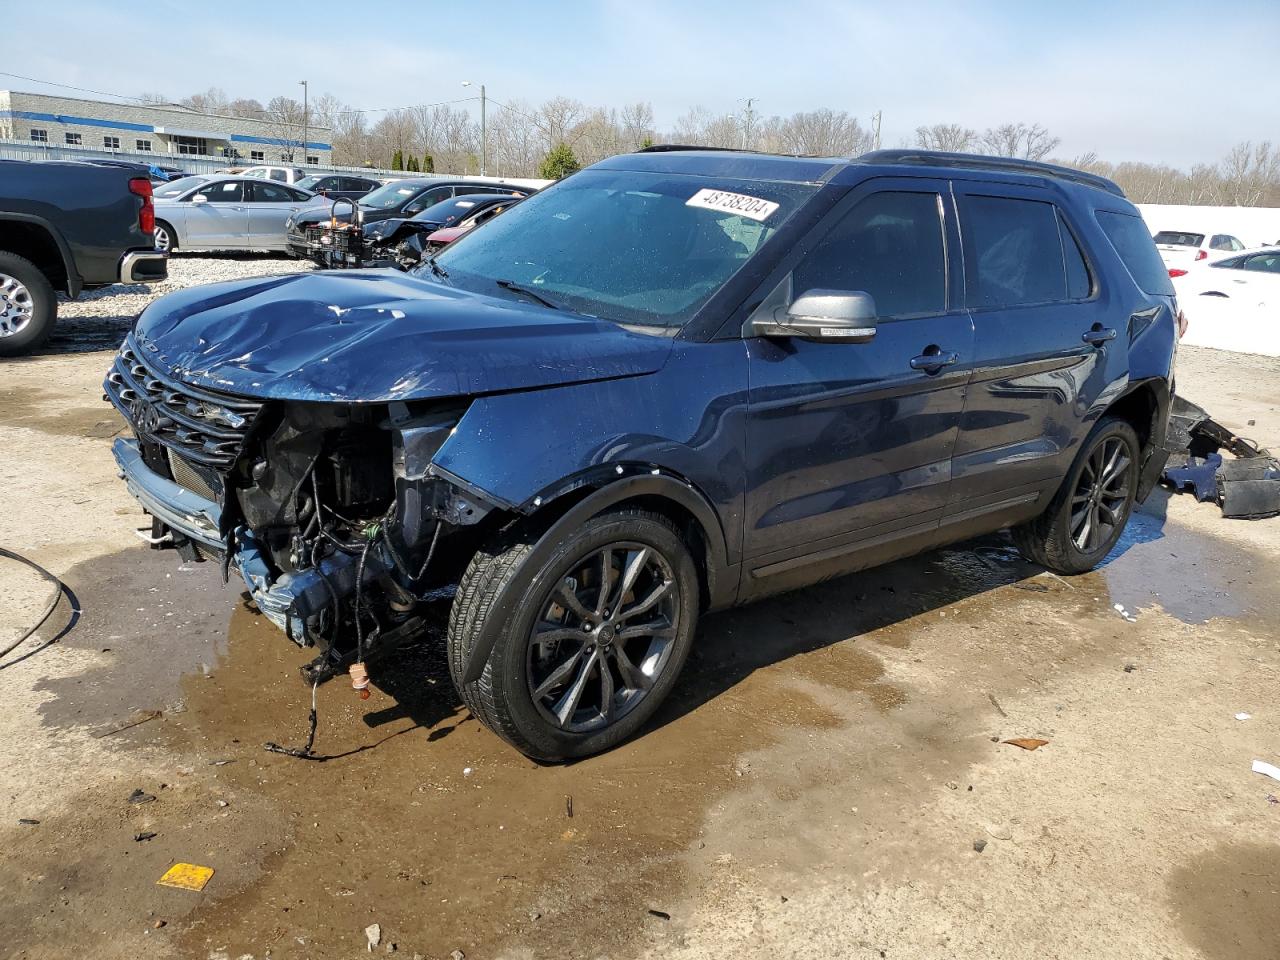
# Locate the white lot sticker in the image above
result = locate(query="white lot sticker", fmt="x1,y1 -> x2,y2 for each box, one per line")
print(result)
686,188 -> 779,222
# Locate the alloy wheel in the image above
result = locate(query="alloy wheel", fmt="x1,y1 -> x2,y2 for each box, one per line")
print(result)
527,543 -> 679,734
154,226 -> 172,252
0,273 -> 34,339
1070,435 -> 1132,553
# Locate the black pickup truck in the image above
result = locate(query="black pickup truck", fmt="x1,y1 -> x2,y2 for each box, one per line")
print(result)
0,159 -> 167,356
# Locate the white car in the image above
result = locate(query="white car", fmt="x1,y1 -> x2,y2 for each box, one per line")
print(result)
152,175 -> 314,252
239,165 -> 310,185
1153,229 -> 1246,272
1175,247 -> 1280,357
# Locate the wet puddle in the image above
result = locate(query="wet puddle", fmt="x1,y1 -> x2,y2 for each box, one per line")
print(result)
14,496 -> 1274,958
0,382 -> 125,440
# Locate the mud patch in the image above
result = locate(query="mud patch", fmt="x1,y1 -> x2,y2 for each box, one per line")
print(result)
1168,842 -> 1280,960
0,383 -> 125,439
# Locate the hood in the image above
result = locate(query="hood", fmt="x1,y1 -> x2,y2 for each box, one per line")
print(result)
133,270 -> 674,403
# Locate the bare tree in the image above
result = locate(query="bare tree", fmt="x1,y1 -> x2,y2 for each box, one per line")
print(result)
774,110 -> 871,156
619,102 -> 656,150
263,96 -> 305,159
980,122 -> 1060,161
915,123 -> 977,152
180,87 -> 231,115
227,98 -> 265,120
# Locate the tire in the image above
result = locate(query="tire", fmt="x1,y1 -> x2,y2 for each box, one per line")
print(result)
153,221 -> 177,253
1012,416 -> 1140,574
448,507 -> 700,761
0,251 -> 57,358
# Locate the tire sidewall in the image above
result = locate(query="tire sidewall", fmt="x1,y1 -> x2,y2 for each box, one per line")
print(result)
489,512 -> 699,760
1052,418 -> 1140,569
0,252 -> 56,357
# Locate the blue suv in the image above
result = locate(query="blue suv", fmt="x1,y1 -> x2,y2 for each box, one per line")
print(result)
106,148 -> 1178,760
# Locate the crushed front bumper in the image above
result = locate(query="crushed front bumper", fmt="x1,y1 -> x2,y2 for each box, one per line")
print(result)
113,436 -> 394,639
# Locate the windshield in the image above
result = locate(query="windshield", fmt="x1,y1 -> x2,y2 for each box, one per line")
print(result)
428,169 -> 817,327
1152,231 -> 1205,247
154,175 -> 211,199
361,181 -> 425,210
296,176 -> 323,191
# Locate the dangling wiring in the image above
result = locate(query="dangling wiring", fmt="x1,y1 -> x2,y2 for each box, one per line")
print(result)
0,546 -> 71,669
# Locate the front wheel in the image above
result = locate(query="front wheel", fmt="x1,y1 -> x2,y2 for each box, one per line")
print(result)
448,508 -> 699,760
0,251 -> 57,357
1013,416 -> 1139,574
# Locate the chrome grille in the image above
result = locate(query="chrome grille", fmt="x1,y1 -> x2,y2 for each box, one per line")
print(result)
103,334 -> 262,469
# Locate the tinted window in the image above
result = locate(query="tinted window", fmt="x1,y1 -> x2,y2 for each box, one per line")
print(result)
1210,234 -> 1232,251
1243,252 -> 1280,273
197,181 -> 244,202
1060,215 -> 1092,299
1153,231 -> 1205,247
248,182 -> 296,203
1097,211 -> 1176,296
794,191 -> 945,318
155,175 -> 210,199
360,181 -> 425,209
961,195 -> 1065,307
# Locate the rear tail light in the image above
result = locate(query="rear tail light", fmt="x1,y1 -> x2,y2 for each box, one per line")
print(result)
1195,249 -> 1207,261
129,177 -> 155,235
1168,268 -> 1188,278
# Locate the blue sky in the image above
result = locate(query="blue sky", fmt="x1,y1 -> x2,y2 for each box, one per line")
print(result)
6,0 -> 1277,166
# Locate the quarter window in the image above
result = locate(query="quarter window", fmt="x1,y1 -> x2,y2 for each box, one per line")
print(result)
29,128 -> 47,143
1096,211 -> 1175,296
1060,215 -> 1092,300
793,191 -> 946,318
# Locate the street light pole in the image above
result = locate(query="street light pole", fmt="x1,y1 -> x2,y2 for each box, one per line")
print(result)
299,80 -> 309,165
462,81 -> 486,176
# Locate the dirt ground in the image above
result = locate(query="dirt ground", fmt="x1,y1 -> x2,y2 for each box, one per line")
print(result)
1,268 -> 1278,960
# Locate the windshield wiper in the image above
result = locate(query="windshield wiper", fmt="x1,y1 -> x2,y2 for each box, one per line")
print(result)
496,279 -> 560,311
425,257 -> 449,280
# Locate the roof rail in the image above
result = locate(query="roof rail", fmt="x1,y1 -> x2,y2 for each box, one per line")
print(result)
637,143 -> 757,154
856,149 -> 1125,198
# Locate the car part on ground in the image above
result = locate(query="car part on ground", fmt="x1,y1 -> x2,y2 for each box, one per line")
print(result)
0,159 -> 167,355
105,148 -> 1178,760
1161,396 -> 1279,518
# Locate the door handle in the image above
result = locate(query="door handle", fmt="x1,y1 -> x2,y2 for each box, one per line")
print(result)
909,350 -> 959,373
1081,326 -> 1117,346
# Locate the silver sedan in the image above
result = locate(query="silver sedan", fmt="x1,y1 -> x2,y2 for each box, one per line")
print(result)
152,176 -> 314,253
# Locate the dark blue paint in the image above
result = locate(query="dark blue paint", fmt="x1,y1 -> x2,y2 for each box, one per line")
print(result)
125,150 -> 1176,610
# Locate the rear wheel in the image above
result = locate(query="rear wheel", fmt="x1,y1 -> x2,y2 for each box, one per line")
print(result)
153,221 -> 176,253
448,508 -> 699,760
1013,416 -> 1139,573
0,251 -> 56,357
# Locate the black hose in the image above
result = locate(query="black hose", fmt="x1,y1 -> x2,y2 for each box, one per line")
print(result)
0,546 -> 66,663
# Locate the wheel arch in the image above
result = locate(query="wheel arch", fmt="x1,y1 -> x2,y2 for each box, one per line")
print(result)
154,217 -> 179,250
516,466 -> 736,614
0,214 -> 79,296
1103,377 -> 1171,501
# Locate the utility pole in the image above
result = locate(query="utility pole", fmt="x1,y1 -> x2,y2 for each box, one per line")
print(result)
740,97 -> 757,150
870,110 -> 882,151
299,80 -> 309,164
462,81 -> 487,175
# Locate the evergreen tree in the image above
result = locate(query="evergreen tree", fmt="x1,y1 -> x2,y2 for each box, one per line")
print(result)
539,143 -> 581,180
422,154 -> 435,173
391,149 -> 404,171
406,155 -> 420,172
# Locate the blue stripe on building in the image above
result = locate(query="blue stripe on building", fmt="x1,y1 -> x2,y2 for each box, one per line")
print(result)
1,110 -> 331,151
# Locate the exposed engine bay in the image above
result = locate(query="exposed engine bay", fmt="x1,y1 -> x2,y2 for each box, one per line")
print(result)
105,334 -> 496,683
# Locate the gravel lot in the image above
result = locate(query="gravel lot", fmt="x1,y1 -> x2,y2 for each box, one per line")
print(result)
50,253 -> 315,353
2,262 -> 1279,960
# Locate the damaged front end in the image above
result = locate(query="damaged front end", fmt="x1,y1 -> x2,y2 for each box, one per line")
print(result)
105,333 -> 497,678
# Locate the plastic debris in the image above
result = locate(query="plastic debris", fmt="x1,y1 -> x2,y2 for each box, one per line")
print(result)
127,789 -> 156,805
1002,738 -> 1049,751
973,839 -> 987,853
1252,760 -> 1280,784
647,909 -> 671,921
365,924 -> 381,952
1112,603 -> 1137,623
135,831 -> 158,842
157,863 -> 215,892
17,818 -> 39,826
1161,397 -> 1279,519
1236,713 -> 1252,721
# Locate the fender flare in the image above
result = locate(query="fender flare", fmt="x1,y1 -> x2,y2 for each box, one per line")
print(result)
0,212 -> 82,297
460,471 -> 736,685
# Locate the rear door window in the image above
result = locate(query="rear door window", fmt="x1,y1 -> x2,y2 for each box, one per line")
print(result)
959,195 -> 1067,307
1097,211 -> 1176,296
793,191 -> 946,319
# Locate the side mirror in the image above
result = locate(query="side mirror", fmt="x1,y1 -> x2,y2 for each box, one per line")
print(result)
190,194 -> 209,205
752,289 -> 878,343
